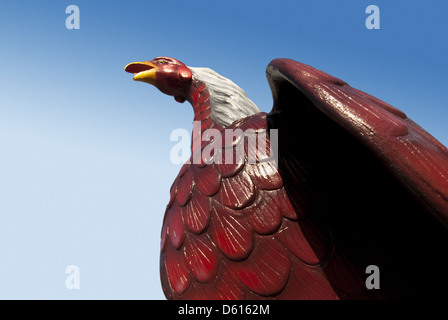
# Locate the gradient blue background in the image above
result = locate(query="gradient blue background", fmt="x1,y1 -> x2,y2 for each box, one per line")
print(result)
0,0 -> 447,299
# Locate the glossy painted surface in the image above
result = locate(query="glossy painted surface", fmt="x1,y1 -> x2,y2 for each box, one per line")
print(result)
160,112 -> 338,299
127,58 -> 448,299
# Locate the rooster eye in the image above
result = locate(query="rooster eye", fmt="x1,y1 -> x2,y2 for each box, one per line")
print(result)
157,60 -> 167,64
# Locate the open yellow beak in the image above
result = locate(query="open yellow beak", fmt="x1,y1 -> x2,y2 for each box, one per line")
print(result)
124,61 -> 158,85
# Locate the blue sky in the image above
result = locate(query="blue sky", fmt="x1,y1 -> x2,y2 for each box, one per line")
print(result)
0,1 -> 447,299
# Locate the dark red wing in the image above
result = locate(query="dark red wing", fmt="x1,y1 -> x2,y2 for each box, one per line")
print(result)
266,58 -> 448,226
160,58 -> 448,300
266,59 -> 448,298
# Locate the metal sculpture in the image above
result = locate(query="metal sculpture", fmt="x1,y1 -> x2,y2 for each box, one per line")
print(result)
125,57 -> 448,299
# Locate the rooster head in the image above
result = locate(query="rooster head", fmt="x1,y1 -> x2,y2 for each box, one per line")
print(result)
125,57 -> 192,103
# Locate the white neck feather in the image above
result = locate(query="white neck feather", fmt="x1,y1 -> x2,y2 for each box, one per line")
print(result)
189,67 -> 261,127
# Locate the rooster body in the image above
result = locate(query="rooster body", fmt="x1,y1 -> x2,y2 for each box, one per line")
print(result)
125,57 -> 448,299
160,111 -> 339,299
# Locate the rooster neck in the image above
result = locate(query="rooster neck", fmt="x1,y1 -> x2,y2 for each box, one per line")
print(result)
187,80 -> 224,152
188,80 -> 221,128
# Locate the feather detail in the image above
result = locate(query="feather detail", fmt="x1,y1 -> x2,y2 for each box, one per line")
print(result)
215,171 -> 256,209
184,233 -> 218,283
181,190 -> 211,234
163,245 -> 191,295
177,169 -> 194,206
230,237 -> 291,296
167,202 -> 185,249
209,201 -> 254,260
194,165 -> 221,196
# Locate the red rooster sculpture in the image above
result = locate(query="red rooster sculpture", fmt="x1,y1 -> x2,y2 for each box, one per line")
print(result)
125,57 -> 448,299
